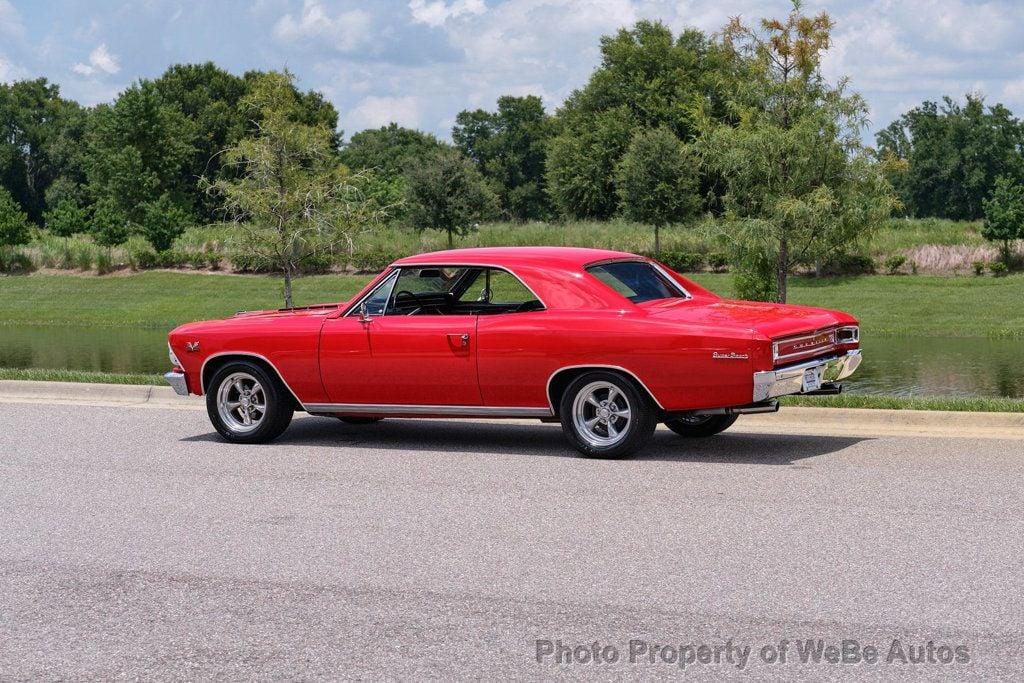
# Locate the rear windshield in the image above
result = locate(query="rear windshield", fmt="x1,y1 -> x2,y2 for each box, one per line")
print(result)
586,261 -> 686,304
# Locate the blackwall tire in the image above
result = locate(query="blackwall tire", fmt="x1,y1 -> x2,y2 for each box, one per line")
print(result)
663,414 -> 738,438
206,360 -> 293,444
559,370 -> 656,459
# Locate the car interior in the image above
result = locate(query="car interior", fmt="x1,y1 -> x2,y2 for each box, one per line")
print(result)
361,267 -> 545,316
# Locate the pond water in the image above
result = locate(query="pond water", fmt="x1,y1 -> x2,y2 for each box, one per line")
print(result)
0,325 -> 1021,398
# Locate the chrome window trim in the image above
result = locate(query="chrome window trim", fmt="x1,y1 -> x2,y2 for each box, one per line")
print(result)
343,269 -> 400,318
545,364 -> 666,411
304,403 -> 552,417
199,351 -> 305,408
346,263 -> 548,314
583,258 -> 692,302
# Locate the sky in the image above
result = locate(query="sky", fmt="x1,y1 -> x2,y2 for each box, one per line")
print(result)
1,0 -> 1023,142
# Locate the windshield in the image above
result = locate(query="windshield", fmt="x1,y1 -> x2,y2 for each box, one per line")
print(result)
586,261 -> 687,304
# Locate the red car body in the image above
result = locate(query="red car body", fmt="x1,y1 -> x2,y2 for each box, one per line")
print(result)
166,247 -> 861,453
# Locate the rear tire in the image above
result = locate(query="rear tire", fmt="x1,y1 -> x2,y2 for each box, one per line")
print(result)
663,414 -> 738,438
206,361 -> 293,444
559,371 -> 656,459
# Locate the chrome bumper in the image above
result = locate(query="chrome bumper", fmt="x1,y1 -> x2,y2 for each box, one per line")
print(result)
164,370 -> 189,396
753,350 -> 862,402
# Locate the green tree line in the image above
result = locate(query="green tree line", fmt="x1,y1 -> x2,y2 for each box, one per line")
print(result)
2,1 -> 1022,303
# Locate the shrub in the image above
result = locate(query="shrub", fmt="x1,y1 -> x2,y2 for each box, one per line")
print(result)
228,250 -> 275,273
820,253 -> 876,276
141,195 -> 193,252
707,252 -> 729,272
910,261 -> 919,275
0,188 -> 31,250
0,249 -> 35,274
648,249 -> 704,272
44,200 -> 89,240
884,254 -> 907,275
352,246 -> 405,272
972,260 -> 986,276
732,250 -> 778,302
989,261 -> 1009,277
95,248 -> 114,275
124,235 -> 158,270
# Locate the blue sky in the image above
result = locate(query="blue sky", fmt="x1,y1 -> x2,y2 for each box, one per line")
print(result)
2,0 -> 1023,142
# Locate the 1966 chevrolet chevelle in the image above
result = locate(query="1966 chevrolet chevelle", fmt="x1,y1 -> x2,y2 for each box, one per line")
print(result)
165,247 -> 862,458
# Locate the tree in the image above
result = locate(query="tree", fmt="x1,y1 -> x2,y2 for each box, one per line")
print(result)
453,95 -> 552,221
982,176 -> 1024,265
341,123 -> 446,176
615,127 -> 701,253
877,96 -> 1024,220
699,1 -> 898,302
43,199 -> 88,241
545,21 -> 732,219
0,188 -> 31,249
404,148 -> 497,248
208,72 -> 385,308
84,81 -> 196,231
141,194 -> 194,252
0,79 -> 88,223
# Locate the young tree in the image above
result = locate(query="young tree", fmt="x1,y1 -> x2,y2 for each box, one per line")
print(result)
209,71 -> 386,308
982,176 -> 1024,265
141,194 -> 194,252
43,199 -> 88,241
404,148 -> 497,248
453,95 -> 552,221
0,188 -> 31,250
699,1 -> 898,302
615,127 -> 701,253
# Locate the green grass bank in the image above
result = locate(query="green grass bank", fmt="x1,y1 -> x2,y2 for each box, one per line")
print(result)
1,270 -> 1022,338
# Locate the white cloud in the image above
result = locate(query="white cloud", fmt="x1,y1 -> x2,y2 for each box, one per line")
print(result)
273,0 -> 372,52
72,43 -> 121,77
408,0 -> 486,27
347,95 -> 422,130
0,0 -> 25,38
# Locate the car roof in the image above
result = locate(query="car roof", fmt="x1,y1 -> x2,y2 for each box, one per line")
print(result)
392,246 -> 640,269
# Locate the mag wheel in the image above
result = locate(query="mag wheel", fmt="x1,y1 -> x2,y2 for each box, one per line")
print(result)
560,371 -> 656,459
663,414 -> 738,438
206,361 -> 293,444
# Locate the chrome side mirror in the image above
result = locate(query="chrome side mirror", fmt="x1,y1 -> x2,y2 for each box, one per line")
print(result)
358,302 -> 371,324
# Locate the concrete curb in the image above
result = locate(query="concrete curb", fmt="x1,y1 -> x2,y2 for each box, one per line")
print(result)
2,379 -> 1023,439
0,379 -> 194,408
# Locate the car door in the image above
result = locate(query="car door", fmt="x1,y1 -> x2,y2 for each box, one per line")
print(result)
318,267 -> 482,407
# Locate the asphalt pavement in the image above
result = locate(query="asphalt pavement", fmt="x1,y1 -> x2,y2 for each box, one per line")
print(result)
2,400 -> 1023,679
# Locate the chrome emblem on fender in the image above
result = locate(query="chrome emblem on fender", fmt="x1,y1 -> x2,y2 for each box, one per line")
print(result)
185,341 -> 201,352
713,351 -> 749,360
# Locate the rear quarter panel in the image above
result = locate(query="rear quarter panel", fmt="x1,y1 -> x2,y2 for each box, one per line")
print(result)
476,311 -> 757,411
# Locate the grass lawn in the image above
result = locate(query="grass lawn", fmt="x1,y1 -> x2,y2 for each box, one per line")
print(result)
1,270 -> 1022,337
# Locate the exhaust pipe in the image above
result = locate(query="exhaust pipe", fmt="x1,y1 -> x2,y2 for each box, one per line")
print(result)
691,400 -> 780,416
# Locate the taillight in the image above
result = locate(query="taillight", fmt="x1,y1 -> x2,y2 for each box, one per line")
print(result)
836,326 -> 859,344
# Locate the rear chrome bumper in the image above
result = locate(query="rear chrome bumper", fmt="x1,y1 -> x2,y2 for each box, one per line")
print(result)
753,350 -> 862,402
164,370 -> 189,396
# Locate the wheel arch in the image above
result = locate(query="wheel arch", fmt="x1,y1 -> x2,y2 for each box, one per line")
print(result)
546,365 -> 664,416
201,352 -> 303,410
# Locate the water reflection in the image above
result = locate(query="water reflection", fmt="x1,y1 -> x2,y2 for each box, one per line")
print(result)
0,324 -> 1021,398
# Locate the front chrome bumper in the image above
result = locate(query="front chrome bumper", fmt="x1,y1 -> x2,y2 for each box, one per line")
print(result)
164,370 -> 189,396
753,350 -> 862,402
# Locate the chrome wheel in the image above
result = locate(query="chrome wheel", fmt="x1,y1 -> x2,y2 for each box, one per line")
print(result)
572,380 -> 632,448
216,372 -> 266,434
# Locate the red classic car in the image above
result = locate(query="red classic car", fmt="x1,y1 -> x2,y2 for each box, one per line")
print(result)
165,247 -> 862,458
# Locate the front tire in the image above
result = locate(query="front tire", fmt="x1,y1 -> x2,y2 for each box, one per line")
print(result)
559,371 -> 656,459
663,414 -> 738,438
206,361 -> 293,444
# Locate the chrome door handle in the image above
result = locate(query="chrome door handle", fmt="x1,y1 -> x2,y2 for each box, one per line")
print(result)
448,333 -> 470,348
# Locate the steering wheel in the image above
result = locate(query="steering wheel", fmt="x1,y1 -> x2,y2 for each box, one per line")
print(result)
392,290 -> 421,315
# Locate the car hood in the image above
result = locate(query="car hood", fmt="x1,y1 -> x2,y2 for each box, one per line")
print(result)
641,297 -> 857,339
230,303 -> 341,320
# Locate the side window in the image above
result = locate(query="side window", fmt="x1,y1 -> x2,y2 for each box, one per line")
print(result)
358,270 -> 398,316
455,269 -> 543,312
